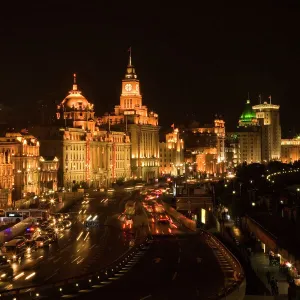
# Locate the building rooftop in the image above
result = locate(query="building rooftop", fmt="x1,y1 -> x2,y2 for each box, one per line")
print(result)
252,102 -> 280,110
239,100 -> 257,124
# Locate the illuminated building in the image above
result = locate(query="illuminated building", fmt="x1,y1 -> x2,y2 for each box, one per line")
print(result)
252,100 -> 281,161
39,156 -> 59,192
0,132 -> 40,204
159,127 -> 184,176
225,134 -> 240,168
36,74 -> 131,188
99,53 -> 159,180
182,116 -> 226,174
281,137 -> 300,163
230,99 -> 261,164
0,142 -> 13,207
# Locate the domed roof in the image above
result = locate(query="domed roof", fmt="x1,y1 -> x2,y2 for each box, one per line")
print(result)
239,100 -> 256,123
61,74 -> 93,110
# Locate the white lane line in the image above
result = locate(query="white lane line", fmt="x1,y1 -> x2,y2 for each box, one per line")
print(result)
71,256 -> 81,263
140,295 -> 152,300
44,271 -> 58,281
172,272 -> 177,280
53,257 -> 62,263
89,244 -> 96,250
179,248 -> 181,253
178,257 -> 181,263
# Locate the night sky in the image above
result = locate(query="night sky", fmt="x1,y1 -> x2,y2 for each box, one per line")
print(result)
0,2 -> 299,135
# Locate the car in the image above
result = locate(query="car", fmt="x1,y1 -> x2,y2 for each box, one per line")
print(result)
62,220 -> 72,229
0,256 -> 9,267
14,236 -> 27,242
34,236 -> 51,248
46,232 -> 58,243
0,266 -> 13,280
40,221 -> 49,229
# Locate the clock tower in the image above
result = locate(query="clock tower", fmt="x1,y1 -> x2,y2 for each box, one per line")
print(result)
120,51 -> 142,110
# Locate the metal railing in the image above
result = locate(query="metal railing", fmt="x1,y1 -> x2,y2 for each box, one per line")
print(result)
201,230 -> 246,299
0,236 -> 149,299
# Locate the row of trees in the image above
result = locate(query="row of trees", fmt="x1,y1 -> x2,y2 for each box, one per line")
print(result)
215,161 -> 300,219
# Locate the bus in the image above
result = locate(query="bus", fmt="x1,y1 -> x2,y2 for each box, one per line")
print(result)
0,209 -> 49,223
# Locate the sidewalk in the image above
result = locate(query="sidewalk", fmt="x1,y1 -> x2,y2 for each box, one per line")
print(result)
230,225 -> 289,297
250,252 -> 289,296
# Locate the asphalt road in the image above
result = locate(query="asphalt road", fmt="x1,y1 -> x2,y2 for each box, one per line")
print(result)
79,227 -> 226,299
0,194 -> 132,291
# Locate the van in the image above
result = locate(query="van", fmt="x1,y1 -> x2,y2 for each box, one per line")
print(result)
1,239 -> 27,262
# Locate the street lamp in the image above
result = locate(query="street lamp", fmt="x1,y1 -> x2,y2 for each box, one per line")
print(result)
232,190 -> 236,195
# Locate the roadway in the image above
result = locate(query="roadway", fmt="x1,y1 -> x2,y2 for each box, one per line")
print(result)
0,194 -> 132,291
80,227 -> 226,299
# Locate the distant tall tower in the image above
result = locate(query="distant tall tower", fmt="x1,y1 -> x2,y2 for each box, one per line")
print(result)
119,49 -> 142,111
252,97 -> 281,161
100,49 -> 160,181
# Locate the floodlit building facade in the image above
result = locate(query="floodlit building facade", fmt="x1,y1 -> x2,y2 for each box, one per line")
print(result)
37,74 -> 131,189
252,100 -> 281,161
182,116 -> 226,175
159,128 -> 184,176
98,54 -> 160,181
235,99 -> 261,164
281,137 -> 300,163
0,132 -> 58,205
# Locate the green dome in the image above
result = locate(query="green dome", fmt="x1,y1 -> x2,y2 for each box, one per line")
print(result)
239,100 -> 256,123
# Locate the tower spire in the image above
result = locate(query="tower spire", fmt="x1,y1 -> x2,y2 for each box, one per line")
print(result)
247,91 -> 250,100
128,47 -> 132,66
125,48 -> 137,79
73,73 -> 77,91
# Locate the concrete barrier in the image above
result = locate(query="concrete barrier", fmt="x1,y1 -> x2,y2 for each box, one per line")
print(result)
51,192 -> 84,213
162,202 -> 196,231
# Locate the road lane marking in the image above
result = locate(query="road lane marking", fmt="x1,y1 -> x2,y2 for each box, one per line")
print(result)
140,295 -> 152,300
47,256 -> 55,261
172,272 -> 177,280
71,256 -> 81,263
53,257 -> 62,263
45,271 -> 58,281
179,248 -> 181,253
25,272 -> 36,280
178,257 -> 181,263
13,272 -> 24,280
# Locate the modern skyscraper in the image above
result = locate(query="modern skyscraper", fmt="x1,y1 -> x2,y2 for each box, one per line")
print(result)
100,52 -> 160,181
252,98 -> 281,161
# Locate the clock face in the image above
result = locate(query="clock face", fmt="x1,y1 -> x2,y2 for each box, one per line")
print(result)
125,83 -> 132,92
136,84 -> 139,92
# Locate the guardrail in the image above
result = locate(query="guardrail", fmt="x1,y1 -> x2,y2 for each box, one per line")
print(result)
162,201 -> 246,300
201,230 -> 246,300
0,236 -> 150,299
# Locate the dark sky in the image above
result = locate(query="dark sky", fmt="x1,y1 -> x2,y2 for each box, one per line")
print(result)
0,2 -> 299,135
